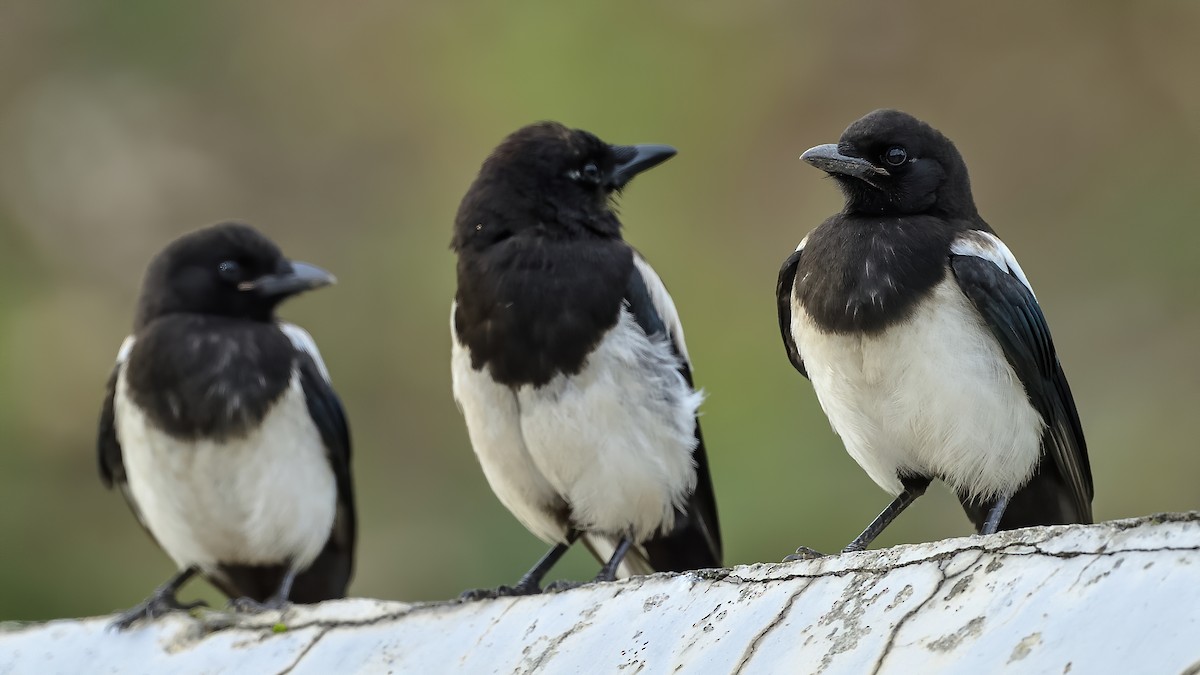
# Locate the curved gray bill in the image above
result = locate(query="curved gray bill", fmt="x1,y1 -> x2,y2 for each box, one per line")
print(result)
609,143 -> 677,188
239,260 -> 336,298
800,143 -> 890,180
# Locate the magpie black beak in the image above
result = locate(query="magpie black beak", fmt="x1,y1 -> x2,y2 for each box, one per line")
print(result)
239,261 -> 336,298
609,144 -> 677,188
801,143 -> 890,182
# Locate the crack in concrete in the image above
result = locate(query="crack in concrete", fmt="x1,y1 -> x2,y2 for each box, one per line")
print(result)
197,537 -> 1102,674
731,578 -> 815,674
713,543 -> 1198,590
516,606 -> 598,674
154,539 -> 1198,651
25,513 -> 1194,675
1024,565 -> 1065,601
869,552 -> 983,675
275,626 -> 329,675
466,597 -> 520,660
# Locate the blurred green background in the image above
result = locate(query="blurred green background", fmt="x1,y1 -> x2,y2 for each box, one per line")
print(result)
1,1 -> 1197,621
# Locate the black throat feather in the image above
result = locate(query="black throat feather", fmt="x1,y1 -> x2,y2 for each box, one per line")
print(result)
454,234 -> 632,388
123,315 -> 296,441
796,214 -> 957,335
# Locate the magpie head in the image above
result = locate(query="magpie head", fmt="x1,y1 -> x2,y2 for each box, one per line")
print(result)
801,109 -> 976,218
134,222 -> 335,328
452,121 -> 675,251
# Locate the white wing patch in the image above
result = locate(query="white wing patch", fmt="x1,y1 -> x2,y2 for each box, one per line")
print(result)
115,335 -> 137,364
279,322 -> 332,381
950,230 -> 1036,297
631,253 -> 692,364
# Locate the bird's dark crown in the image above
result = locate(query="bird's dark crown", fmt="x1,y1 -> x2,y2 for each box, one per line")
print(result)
452,122 -> 672,252
135,222 -> 317,329
814,109 -> 977,218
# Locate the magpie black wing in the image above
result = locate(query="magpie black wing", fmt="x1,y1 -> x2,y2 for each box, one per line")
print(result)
98,365 -> 125,489
950,249 -> 1093,528
288,334 -> 357,602
777,247 -> 807,378
615,253 -> 722,572
98,341 -> 160,544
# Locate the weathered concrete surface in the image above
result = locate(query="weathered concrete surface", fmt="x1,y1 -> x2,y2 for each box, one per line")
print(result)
3,513 -> 1199,674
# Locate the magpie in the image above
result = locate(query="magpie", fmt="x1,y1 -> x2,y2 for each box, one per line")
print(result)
777,109 -> 1093,557
98,222 -> 355,628
451,122 -> 722,595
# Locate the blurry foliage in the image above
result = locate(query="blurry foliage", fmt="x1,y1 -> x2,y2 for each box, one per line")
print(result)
0,1 -> 1198,620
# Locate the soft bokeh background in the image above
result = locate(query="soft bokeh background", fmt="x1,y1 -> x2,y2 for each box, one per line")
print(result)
1,1 -> 1197,621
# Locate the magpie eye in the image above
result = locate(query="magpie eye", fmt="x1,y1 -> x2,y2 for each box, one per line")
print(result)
217,260 -> 242,282
883,146 -> 908,166
581,162 -> 601,183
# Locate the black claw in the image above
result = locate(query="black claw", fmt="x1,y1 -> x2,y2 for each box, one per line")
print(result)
783,546 -> 828,562
459,587 -> 498,601
505,581 -> 541,596
543,580 -> 585,593
228,596 -> 288,613
228,597 -> 261,613
460,582 -> 543,602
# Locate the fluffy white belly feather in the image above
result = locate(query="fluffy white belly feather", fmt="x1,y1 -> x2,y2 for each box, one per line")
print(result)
518,310 -> 701,541
793,277 -> 1044,500
115,373 -> 337,572
451,338 -> 568,545
452,307 -> 701,543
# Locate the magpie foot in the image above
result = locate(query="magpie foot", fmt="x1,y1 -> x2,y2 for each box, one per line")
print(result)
459,587 -> 498,601
592,568 -> 621,583
110,594 -> 207,630
783,546 -> 828,562
543,579 -> 585,593
459,581 -> 542,601
228,596 -> 289,613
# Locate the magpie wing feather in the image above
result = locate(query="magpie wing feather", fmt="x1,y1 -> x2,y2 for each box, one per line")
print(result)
949,249 -> 1093,528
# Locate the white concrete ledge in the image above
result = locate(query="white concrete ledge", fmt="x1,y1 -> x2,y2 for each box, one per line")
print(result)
3,513 -> 1199,674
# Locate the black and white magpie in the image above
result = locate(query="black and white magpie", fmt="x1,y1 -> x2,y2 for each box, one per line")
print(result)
777,109 -> 1093,557
98,223 -> 355,628
451,122 -> 722,595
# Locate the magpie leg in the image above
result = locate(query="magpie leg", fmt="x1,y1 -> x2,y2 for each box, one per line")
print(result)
592,537 -> 634,583
842,477 -> 932,553
545,534 -> 634,592
514,531 -> 580,591
230,568 -> 297,613
460,529 -> 580,601
980,493 -> 1012,535
110,566 -> 206,630
785,476 -> 932,562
